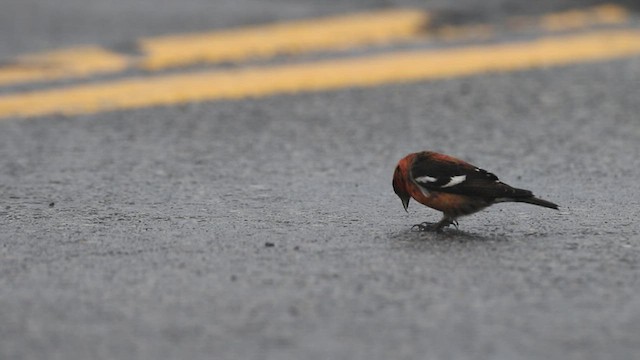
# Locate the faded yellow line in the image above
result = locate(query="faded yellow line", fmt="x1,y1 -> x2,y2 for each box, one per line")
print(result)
431,24 -> 495,41
1,30 -> 640,119
138,9 -> 428,70
0,47 -> 129,86
0,9 -> 428,87
540,3 -> 629,31
138,3 -> 630,70
438,4 -> 629,40
506,4 -> 629,31
0,4 -> 631,87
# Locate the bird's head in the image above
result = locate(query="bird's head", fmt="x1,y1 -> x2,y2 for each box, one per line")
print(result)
392,163 -> 411,212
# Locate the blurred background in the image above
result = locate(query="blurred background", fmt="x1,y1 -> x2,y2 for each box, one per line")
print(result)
2,0 -> 639,55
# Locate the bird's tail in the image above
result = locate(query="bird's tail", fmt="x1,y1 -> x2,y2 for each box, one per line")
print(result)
510,196 -> 559,210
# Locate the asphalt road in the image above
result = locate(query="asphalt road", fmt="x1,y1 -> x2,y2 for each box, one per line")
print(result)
2,1 -> 640,360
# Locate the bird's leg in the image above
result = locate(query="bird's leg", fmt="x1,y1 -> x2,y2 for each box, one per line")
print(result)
434,216 -> 457,232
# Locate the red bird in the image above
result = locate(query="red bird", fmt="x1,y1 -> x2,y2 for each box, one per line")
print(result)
393,151 -> 558,231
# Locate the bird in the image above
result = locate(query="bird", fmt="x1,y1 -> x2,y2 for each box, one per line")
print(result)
392,151 -> 558,232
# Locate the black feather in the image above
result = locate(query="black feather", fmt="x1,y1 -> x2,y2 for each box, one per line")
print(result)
410,153 -> 516,198
510,196 -> 559,209
410,152 -> 558,209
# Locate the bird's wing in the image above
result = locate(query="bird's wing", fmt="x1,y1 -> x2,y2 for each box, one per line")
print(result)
410,154 -> 531,199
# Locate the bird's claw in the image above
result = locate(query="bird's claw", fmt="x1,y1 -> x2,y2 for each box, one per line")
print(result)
411,219 -> 457,233
411,222 -> 444,233
411,222 -> 432,232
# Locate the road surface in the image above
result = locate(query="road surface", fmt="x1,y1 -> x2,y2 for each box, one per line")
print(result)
1,1 -> 640,359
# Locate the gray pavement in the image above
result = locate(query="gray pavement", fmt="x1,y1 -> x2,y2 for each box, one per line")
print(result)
2,1 -> 640,360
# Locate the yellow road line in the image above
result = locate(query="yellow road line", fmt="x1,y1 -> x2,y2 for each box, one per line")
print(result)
437,4 -> 629,39
138,9 -> 428,70
2,30 -> 640,119
0,47 -> 129,86
540,3 -> 629,31
0,9 -> 428,86
506,4 -> 629,31
0,4 -> 631,87
431,24 -> 494,41
139,3 -> 630,70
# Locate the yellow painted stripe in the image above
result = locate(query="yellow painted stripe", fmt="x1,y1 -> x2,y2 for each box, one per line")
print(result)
0,9 -> 428,87
506,4 -> 629,32
138,9 -> 429,70
0,4 -> 630,87
431,24 -> 495,41
136,4 -> 631,70
540,3 -> 629,31
1,30 -> 640,119
0,47 -> 129,86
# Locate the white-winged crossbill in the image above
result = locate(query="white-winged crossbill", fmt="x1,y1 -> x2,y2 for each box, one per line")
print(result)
393,151 -> 558,231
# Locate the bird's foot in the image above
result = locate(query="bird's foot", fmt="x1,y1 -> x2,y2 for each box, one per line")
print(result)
411,222 -> 438,232
411,221 -> 448,233
411,219 -> 458,233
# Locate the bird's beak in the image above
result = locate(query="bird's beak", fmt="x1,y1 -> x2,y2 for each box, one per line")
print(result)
401,196 -> 410,212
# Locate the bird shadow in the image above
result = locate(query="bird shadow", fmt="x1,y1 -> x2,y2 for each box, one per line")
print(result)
388,226 -> 510,244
